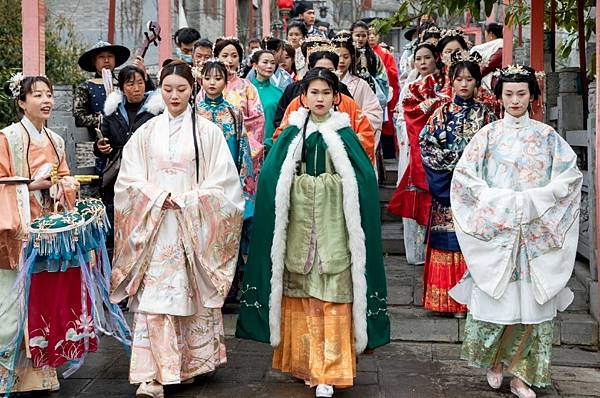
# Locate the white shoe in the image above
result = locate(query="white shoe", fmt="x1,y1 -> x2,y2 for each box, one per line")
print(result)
49,383 -> 60,392
510,378 -> 536,398
316,384 -> 334,397
136,381 -> 165,398
486,368 -> 503,389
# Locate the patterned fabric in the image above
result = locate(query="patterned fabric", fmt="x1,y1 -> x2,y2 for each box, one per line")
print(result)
420,96 -> 497,172
449,113 -> 582,324
28,268 -> 98,368
197,95 -> 256,219
423,248 -> 467,313
420,96 -> 496,251
272,296 -> 356,388
461,314 -> 553,387
197,75 -> 265,170
110,109 -> 244,383
388,71 -> 499,225
129,309 -> 227,384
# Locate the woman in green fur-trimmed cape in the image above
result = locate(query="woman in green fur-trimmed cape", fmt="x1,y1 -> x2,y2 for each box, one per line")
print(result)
236,67 -> 389,397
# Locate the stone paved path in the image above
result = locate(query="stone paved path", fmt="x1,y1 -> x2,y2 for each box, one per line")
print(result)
38,337 -> 600,397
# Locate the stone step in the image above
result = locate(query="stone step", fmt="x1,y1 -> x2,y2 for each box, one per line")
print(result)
381,204 -> 403,222
382,222 -> 405,255
382,159 -> 398,185
379,183 -> 396,203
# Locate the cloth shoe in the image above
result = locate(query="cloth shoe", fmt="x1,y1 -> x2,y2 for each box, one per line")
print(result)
316,384 -> 334,397
486,368 -> 503,389
136,381 -> 165,398
510,378 -> 536,398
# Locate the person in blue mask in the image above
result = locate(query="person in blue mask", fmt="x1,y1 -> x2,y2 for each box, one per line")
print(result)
174,27 -> 201,65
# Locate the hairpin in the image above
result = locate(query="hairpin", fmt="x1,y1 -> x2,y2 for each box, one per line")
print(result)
450,50 -> 483,66
492,64 -> 545,80
306,43 -> 340,57
440,28 -> 464,39
7,72 -> 25,99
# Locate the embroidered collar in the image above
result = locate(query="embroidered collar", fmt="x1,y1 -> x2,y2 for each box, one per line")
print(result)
453,95 -> 476,107
205,95 -> 225,105
503,112 -> 530,129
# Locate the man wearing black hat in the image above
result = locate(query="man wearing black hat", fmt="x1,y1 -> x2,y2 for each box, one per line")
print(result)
294,1 -> 324,37
73,41 -> 130,141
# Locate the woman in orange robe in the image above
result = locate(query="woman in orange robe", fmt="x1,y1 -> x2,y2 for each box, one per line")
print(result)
0,75 -> 79,394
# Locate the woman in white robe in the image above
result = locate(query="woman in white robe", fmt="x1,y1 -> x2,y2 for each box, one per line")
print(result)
110,60 -> 244,398
449,65 -> 582,398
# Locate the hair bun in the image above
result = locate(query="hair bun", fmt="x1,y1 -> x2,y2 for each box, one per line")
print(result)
2,81 -> 13,97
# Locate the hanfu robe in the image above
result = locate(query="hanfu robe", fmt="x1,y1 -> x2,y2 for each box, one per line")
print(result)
110,107 -> 244,384
197,95 -> 256,219
341,73 -> 383,133
388,69 -> 499,226
198,74 -> 265,173
419,96 -> 496,313
395,75 -> 426,265
0,117 -> 82,393
449,113 -> 582,387
236,108 -> 390,387
250,77 -> 283,146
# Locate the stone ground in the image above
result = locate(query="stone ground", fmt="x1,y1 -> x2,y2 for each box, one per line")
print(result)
28,336 -> 599,398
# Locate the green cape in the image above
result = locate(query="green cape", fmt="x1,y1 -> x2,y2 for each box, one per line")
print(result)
235,110 -> 389,351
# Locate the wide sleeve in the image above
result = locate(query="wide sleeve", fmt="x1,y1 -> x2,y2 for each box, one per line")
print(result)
450,128 -> 582,303
172,121 -> 244,308
0,134 -> 28,269
110,122 -> 169,302
241,82 -> 266,153
354,79 -> 383,132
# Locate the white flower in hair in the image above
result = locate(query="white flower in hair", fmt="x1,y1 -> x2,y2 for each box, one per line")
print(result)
7,72 -> 24,99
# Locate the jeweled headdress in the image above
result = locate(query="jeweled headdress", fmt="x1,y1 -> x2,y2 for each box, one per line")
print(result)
306,43 -> 340,58
493,64 -> 545,81
440,28 -> 464,39
450,50 -> 482,66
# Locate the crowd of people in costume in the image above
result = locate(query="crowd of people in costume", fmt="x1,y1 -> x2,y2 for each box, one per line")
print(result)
0,3 -> 583,398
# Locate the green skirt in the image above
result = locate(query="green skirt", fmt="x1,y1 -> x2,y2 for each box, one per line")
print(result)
461,314 -> 553,387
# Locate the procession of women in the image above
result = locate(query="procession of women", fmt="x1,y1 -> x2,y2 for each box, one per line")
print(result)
0,3 -> 583,398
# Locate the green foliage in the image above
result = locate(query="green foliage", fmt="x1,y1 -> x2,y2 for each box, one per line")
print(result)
45,14 -> 87,88
0,2 -> 86,127
369,0 -> 498,36
369,3 -> 410,35
0,0 -> 23,127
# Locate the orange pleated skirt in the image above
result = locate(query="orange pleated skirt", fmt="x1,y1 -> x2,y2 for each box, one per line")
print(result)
272,296 -> 356,388
423,248 -> 468,314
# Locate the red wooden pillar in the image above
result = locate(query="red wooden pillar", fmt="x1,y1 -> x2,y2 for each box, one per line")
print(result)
158,0 -> 173,65
225,0 -> 237,37
22,0 -> 45,75
108,0 -> 116,43
262,0 -> 271,37
502,0 -> 513,66
595,0 -> 600,305
530,0 -> 544,120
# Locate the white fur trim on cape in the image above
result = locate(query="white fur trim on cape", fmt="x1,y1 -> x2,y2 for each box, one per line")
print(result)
269,108 -> 368,353
103,90 -> 123,116
144,90 -> 165,115
104,89 -> 165,116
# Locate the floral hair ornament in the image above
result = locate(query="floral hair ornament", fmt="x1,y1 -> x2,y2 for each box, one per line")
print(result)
493,64 -> 545,81
306,43 -> 340,58
418,26 -> 441,41
450,50 -> 483,66
440,28 -> 464,39
7,72 -> 25,99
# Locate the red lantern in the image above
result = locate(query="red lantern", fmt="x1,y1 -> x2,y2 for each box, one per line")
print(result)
277,0 -> 294,11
